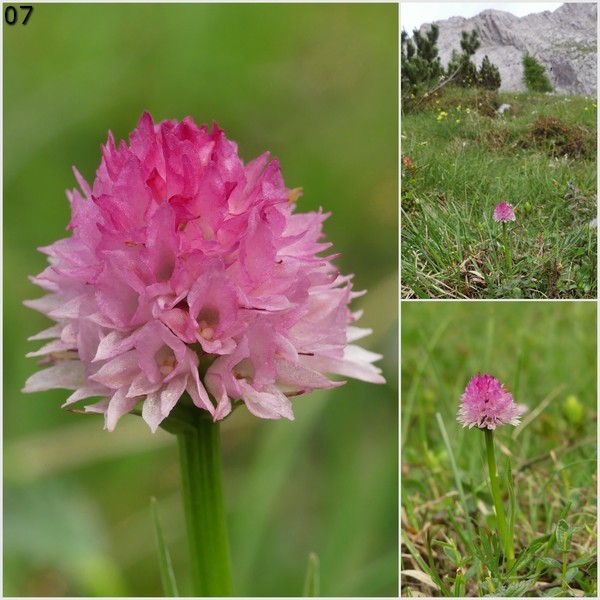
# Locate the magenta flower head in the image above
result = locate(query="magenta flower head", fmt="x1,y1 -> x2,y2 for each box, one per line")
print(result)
23,112 -> 385,432
457,373 -> 521,430
493,202 -> 516,223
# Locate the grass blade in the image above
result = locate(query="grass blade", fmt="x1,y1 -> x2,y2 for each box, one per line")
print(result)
425,531 -> 452,596
150,497 -> 179,597
303,552 -> 320,596
402,530 -> 447,596
505,457 -> 516,561
435,413 -> 477,554
402,320 -> 451,449
402,529 -> 432,573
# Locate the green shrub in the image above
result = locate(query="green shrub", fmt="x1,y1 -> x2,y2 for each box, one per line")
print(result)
478,55 -> 501,90
522,53 -> 553,93
401,25 -> 444,101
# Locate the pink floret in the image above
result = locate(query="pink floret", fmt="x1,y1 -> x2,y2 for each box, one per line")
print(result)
457,373 -> 521,430
24,112 -> 385,432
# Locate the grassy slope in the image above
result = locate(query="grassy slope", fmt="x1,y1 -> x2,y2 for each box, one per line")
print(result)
401,89 -> 597,299
401,302 -> 597,597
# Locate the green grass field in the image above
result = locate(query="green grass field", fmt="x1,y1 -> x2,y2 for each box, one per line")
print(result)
401,301 -> 597,596
4,4 -> 398,596
401,88 -> 597,299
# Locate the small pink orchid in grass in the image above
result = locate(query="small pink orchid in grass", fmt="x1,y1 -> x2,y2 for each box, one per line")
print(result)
457,373 -> 522,430
458,372 -> 521,571
493,202 -> 516,273
23,112 -> 385,434
493,202 -> 516,223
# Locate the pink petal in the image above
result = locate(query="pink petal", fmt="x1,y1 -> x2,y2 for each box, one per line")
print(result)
28,324 -> 63,341
185,353 -> 215,414
84,399 -> 110,415
23,294 -> 64,315
127,372 -> 160,397
299,346 -> 386,384
159,375 -> 187,417
275,359 -> 341,391
141,391 -> 162,433
47,295 -> 85,320
26,339 -> 76,358
90,351 -> 139,389
238,380 -> 294,420
209,374 -> 232,421
93,330 -> 136,362
23,362 -> 86,392
62,383 -> 108,407
106,388 -> 142,432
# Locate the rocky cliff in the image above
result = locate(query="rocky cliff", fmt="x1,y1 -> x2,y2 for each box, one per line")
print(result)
414,3 -> 597,95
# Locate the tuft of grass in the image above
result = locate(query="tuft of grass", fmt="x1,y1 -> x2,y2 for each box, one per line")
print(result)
526,116 -> 594,159
401,88 -> 597,298
401,302 -> 597,597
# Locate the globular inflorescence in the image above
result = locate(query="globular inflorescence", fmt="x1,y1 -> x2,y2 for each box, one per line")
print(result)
457,373 -> 521,430
24,113 -> 384,432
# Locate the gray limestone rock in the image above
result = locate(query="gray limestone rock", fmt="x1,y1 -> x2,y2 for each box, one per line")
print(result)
410,3 -> 597,95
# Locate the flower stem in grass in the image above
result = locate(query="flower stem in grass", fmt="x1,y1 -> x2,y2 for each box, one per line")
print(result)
502,222 -> 513,274
177,414 -> 233,596
484,428 -> 514,570
561,549 -> 568,592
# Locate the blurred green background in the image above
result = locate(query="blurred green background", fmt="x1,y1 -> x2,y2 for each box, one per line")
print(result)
4,3 -> 398,597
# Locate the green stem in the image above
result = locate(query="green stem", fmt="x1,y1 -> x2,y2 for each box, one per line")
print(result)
502,222 -> 513,275
177,413 -> 233,596
561,550 -> 568,592
484,429 -> 514,570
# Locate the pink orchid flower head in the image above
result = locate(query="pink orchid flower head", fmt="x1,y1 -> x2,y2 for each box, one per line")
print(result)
493,202 -> 516,222
23,112 -> 385,433
457,373 -> 522,430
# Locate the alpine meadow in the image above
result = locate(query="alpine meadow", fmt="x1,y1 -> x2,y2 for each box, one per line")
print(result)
401,6 -> 597,299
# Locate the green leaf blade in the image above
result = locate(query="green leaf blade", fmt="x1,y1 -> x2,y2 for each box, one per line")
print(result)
150,497 -> 179,597
303,552 -> 320,597
538,556 -> 562,569
555,519 -> 572,553
565,566 -> 579,584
